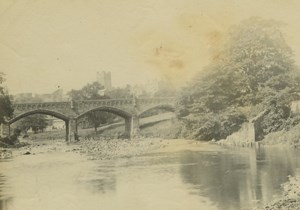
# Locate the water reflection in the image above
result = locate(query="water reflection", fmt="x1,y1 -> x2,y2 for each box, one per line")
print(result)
179,147 -> 300,210
77,162 -> 117,193
1,145 -> 300,210
0,161 -> 13,210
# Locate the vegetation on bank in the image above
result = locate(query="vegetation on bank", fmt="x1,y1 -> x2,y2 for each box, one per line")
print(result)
0,72 -> 13,124
261,123 -> 300,147
176,17 -> 300,141
0,72 -> 17,147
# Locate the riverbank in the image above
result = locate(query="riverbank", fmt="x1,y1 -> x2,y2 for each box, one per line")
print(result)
256,176 -> 300,210
0,138 -> 223,161
3,138 -> 165,160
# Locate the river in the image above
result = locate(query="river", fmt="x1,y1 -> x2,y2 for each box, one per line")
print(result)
0,141 -> 300,210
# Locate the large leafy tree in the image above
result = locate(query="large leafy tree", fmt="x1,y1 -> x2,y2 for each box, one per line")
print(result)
106,85 -> 132,98
0,72 -> 13,124
177,17 -> 300,140
15,114 -> 49,134
68,82 -> 108,100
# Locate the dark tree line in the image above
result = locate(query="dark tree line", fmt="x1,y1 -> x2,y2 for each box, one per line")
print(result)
176,17 -> 300,140
0,72 -> 13,125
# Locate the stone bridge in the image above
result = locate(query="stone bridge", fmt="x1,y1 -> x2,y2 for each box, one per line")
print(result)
6,97 -> 176,141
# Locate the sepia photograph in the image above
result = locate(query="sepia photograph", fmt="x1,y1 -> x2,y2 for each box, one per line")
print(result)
1,0 -> 300,209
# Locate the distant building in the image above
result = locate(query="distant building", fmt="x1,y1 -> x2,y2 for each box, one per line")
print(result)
13,93 -> 35,103
44,116 -> 65,131
97,71 -> 112,90
36,89 -> 66,102
13,89 -> 68,103
130,80 -> 159,97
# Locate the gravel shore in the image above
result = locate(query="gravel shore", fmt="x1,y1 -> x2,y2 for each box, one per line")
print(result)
0,138 -> 221,160
75,138 -> 166,160
0,138 -> 169,160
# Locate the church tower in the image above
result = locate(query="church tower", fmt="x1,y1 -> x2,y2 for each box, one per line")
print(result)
97,71 -> 112,90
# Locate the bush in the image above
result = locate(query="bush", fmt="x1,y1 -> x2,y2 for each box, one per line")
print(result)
181,108 -> 247,140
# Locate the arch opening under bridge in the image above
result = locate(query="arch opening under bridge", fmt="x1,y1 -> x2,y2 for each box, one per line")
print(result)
75,106 -> 135,139
7,109 -> 70,140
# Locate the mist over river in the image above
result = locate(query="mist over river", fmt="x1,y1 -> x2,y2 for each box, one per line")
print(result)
0,140 -> 299,210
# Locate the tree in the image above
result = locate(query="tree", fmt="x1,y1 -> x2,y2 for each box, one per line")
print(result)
0,72 -> 13,124
154,80 -> 177,97
87,111 -> 116,132
15,114 -> 49,134
177,17 -> 300,140
68,82 -> 109,100
106,85 -> 132,98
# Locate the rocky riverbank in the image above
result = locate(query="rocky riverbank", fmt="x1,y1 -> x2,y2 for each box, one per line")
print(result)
0,138 -> 222,160
0,138 -> 169,160
255,176 -> 300,210
75,138 -> 166,160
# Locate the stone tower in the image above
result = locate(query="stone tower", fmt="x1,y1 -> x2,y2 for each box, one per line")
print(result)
97,71 -> 112,90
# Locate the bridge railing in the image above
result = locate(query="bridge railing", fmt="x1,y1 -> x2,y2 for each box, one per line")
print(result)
12,97 -> 176,107
137,97 -> 176,104
12,101 -> 71,110
76,98 -> 133,106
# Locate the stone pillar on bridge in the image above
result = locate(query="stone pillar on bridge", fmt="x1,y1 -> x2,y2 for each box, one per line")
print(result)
125,115 -> 140,139
65,119 -> 78,142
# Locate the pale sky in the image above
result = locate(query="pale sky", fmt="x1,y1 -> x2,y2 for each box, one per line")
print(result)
1,0 -> 300,94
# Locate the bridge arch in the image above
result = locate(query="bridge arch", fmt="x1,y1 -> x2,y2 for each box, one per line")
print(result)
76,106 -> 134,139
8,109 -> 70,124
76,106 -> 133,120
138,104 -> 175,117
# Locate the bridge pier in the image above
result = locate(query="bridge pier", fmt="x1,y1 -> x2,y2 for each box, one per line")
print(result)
65,119 -> 78,142
125,115 -> 140,139
0,123 -> 10,138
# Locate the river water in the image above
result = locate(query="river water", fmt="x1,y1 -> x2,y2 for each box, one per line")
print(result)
0,142 -> 300,210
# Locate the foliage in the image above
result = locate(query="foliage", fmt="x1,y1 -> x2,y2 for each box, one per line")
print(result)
0,72 -> 13,124
106,85 -> 132,98
179,108 -> 247,140
177,17 -> 300,140
68,82 -> 109,100
15,114 -> 49,134
84,111 -> 116,132
154,81 -> 177,97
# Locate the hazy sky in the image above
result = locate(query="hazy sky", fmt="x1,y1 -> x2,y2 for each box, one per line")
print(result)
1,0 -> 300,94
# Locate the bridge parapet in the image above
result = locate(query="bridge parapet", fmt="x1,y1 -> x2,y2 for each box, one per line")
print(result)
13,101 -> 71,110
74,98 -> 135,115
11,101 -> 76,120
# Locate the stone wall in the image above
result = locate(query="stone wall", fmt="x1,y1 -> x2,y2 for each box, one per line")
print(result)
221,122 -> 256,145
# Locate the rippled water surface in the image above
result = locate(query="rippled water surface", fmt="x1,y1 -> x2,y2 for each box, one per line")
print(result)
1,143 -> 300,210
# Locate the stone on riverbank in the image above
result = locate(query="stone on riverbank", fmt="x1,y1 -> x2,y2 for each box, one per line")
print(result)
257,176 -> 300,210
78,138 -> 163,160
0,149 -> 12,159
